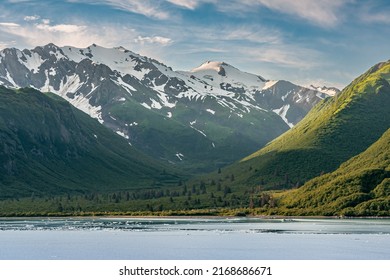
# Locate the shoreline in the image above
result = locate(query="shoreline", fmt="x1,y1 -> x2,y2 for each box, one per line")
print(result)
1,215 -> 390,220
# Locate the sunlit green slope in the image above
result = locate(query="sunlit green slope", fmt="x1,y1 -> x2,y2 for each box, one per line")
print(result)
224,60 -> 390,189
279,127 -> 390,216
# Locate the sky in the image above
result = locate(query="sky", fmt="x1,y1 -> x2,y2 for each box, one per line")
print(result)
0,0 -> 389,89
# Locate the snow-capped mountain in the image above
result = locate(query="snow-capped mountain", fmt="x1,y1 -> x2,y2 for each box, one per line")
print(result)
309,85 -> 340,96
0,43 -> 332,172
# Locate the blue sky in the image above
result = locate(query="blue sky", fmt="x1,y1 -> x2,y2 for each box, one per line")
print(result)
0,0 -> 389,88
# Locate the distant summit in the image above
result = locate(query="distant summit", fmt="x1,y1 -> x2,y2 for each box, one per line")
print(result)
309,85 -> 340,96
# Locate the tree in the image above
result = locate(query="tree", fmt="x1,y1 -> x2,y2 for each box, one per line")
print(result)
249,196 -> 254,209
224,186 -> 232,197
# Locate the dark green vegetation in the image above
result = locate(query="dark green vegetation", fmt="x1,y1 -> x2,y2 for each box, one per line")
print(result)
214,60 -> 390,191
279,128 -> 390,216
0,181 -> 252,216
0,86 -> 181,199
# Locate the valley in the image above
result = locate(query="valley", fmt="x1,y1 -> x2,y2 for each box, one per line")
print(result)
0,44 -> 388,217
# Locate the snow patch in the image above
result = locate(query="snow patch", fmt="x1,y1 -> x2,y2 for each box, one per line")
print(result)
114,77 -> 136,94
116,130 -> 129,139
273,104 -> 294,128
150,98 -> 162,109
45,74 -> 104,124
281,91 -> 290,101
191,61 -> 224,73
48,67 -> 57,76
5,69 -> 17,87
49,50 -> 67,60
206,109 -> 215,115
153,84 -> 177,108
41,70 -> 51,92
262,80 -> 278,90
72,95 -> 103,123
175,153 -> 184,161
141,102 -> 151,109
309,85 -> 339,96
190,126 -> 207,137
61,74 -> 83,94
62,44 -> 152,79
18,51 -> 46,73
295,93 -> 303,103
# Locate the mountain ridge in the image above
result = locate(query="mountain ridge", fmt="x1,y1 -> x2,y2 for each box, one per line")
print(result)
0,86 -> 180,199
279,127 -> 390,216
217,59 -> 390,189
0,43 -> 333,172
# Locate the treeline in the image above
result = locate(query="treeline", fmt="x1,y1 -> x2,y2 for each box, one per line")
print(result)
0,176 -> 279,216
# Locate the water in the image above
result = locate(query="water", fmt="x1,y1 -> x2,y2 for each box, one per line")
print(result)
0,217 -> 389,260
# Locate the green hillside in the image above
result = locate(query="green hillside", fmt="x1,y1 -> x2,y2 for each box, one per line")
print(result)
220,60 -> 390,189
278,128 -> 390,216
0,86 -> 181,199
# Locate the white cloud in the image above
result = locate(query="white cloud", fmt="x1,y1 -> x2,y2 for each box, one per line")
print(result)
36,23 -> 86,33
250,0 -> 350,27
135,35 -> 173,45
166,0 -> 203,9
0,22 -> 20,27
24,15 -> 40,21
67,0 -> 170,20
223,26 -> 281,44
5,0 -> 33,2
361,11 -> 390,24
166,0 -> 224,10
0,17 -> 174,55
0,20 -> 116,48
195,0 -> 349,28
0,42 -> 10,49
244,45 -> 322,69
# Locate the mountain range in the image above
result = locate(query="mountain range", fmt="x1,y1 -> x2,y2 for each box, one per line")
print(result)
1,43 -> 388,216
0,43 -> 336,172
0,86 -> 180,199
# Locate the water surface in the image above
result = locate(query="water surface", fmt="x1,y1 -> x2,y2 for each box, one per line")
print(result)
1,217 -> 389,260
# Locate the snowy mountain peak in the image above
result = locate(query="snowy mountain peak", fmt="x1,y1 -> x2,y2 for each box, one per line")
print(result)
182,60 -> 268,94
0,43 -> 335,168
191,61 -> 228,73
115,46 -> 128,52
309,85 -> 340,96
